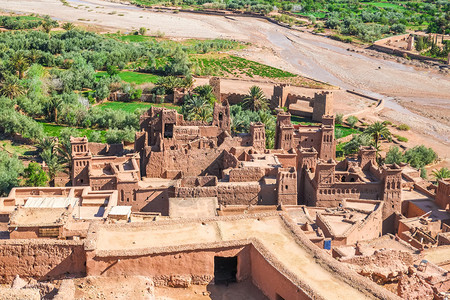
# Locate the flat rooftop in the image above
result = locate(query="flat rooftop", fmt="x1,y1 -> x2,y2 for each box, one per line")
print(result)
10,207 -> 68,226
93,215 -> 376,299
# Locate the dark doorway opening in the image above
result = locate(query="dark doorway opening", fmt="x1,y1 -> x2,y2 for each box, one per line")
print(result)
214,256 -> 237,285
164,124 -> 174,138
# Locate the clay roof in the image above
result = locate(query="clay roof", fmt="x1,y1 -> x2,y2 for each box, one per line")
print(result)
87,213 -> 399,300
24,197 -> 79,208
9,207 -> 70,227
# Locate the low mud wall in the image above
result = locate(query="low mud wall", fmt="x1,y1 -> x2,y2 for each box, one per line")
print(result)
250,244 -> 310,300
0,240 -> 86,284
86,243 -> 251,286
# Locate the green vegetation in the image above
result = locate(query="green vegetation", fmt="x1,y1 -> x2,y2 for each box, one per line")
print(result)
23,162 -> 49,187
394,134 -> 408,142
432,167 -> 450,182
397,123 -> 410,131
96,101 -> 180,113
335,124 -> 360,138
0,15 -> 53,30
96,71 -> 161,84
385,145 -> 437,168
290,116 -> 320,125
0,151 -> 24,196
414,35 -> 449,60
242,86 -> 269,111
191,54 -> 296,78
346,115 -> 359,128
364,121 -> 391,149
39,122 -> 107,142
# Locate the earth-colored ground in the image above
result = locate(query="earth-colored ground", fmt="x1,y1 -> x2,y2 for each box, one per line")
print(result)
1,0 -> 448,166
155,280 -> 268,300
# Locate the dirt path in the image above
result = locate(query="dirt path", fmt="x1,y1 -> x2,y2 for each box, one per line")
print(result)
1,0 -> 449,162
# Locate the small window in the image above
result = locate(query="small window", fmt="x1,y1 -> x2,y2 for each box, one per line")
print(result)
285,185 -> 288,190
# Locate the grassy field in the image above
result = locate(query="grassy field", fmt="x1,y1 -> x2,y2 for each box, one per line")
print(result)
291,116 -> 320,125
40,122 -> 107,142
0,138 -> 37,157
336,124 -> 360,138
96,71 -> 160,85
364,2 -> 406,10
191,54 -> 296,78
96,101 -> 180,113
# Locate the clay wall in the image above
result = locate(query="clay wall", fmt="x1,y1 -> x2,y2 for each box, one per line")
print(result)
435,179 -> 450,210
346,207 -> 383,245
86,245 -> 251,286
250,245 -> 310,300
274,153 -> 297,168
90,177 -> 117,191
181,176 -> 217,187
9,226 -> 62,240
146,148 -> 225,178
0,240 -> 85,284
293,129 -> 322,152
229,167 -> 265,182
175,183 -> 277,206
117,181 -> 139,204
221,93 -> 245,105
88,143 -> 124,156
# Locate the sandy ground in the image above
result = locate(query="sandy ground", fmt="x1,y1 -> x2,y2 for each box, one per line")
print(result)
74,276 -> 154,299
1,0 -> 448,164
97,216 -> 373,299
155,280 -> 268,300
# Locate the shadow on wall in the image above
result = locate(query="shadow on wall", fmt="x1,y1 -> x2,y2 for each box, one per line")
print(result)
206,279 -> 269,300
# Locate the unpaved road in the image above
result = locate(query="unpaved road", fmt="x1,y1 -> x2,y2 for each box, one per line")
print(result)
2,0 -> 449,160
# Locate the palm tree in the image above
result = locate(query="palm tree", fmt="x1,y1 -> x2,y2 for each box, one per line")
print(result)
10,52 -> 30,79
37,137 -> 57,153
46,96 -> 63,123
41,18 -> 56,34
183,95 -> 212,121
194,84 -> 216,105
27,49 -> 41,64
42,149 -> 65,182
62,22 -> 75,31
39,140 -> 70,183
242,86 -> 268,111
364,121 -> 391,149
432,167 -> 450,183
0,75 -> 25,99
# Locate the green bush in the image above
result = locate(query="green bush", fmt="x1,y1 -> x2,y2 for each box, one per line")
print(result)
403,145 -> 437,169
335,128 -> 344,139
346,116 -> 358,128
397,124 -> 410,131
335,113 -> 344,125
385,146 -> 403,165
394,134 -> 408,142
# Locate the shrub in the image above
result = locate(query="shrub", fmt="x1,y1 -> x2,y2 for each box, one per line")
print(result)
139,27 -> 147,36
382,121 -> 392,126
343,134 -> 372,154
403,145 -> 437,168
346,116 -> 358,128
420,167 -> 428,179
335,113 -> 344,125
394,134 -> 408,142
385,146 -> 403,165
397,124 -> 410,131
0,151 -> 24,196
335,128 -> 344,139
